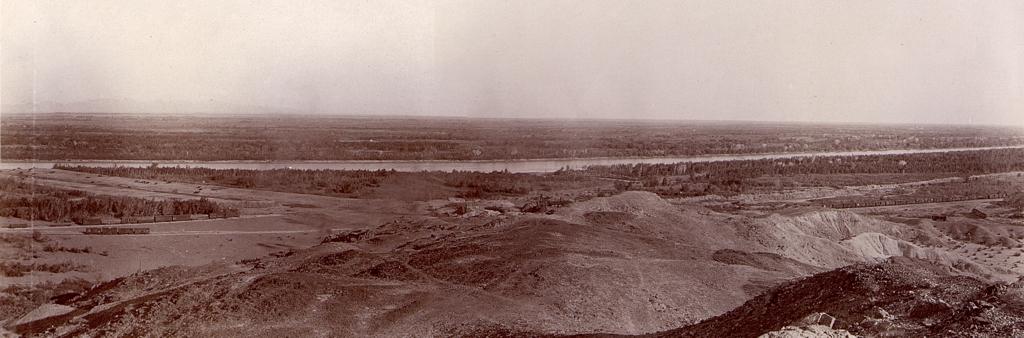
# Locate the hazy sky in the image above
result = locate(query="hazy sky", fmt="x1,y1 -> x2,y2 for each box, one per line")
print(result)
2,0 -> 1022,126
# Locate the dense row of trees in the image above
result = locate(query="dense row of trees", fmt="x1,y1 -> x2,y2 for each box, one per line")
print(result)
440,170 -> 596,198
587,148 -> 1024,178
47,148 -> 1024,200
0,177 -> 235,223
442,171 -> 533,197
56,166 -> 601,200
587,148 -> 1024,196
4,113 -> 1022,160
57,165 -> 393,196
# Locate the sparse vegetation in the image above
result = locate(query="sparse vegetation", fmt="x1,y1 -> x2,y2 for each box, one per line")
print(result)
1,232 -> 93,255
0,261 -> 83,277
0,278 -> 92,322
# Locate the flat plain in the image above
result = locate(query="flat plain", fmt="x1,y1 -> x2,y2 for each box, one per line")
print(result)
4,113 -> 1024,161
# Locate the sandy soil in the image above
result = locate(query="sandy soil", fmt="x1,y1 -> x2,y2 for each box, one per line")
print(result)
1,215 -> 326,284
5,168 -> 1024,336
0,169 -> 433,291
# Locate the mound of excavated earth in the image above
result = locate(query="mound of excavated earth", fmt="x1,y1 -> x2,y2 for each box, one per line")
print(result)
6,192 -> 1002,337
645,257 -> 1024,338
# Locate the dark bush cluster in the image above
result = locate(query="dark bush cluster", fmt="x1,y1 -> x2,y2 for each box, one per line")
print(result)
0,261 -> 82,277
442,171 -> 531,198
0,177 -> 236,223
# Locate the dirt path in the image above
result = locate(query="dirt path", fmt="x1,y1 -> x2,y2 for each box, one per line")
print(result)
0,214 -> 282,233
841,198 -> 1001,211
46,229 -> 321,236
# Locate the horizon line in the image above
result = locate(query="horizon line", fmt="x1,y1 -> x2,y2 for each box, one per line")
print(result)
3,110 -> 1023,130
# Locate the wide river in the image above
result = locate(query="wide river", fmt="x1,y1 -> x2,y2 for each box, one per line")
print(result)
2,145 -> 1022,173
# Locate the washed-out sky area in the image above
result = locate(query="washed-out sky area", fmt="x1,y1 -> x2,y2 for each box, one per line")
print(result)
2,0 -> 1022,126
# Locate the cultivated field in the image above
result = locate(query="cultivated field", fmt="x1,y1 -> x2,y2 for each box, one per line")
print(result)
3,113 -> 1023,161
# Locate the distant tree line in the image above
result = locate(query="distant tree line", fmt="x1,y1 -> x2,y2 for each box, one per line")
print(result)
585,148 -> 1024,196
56,166 -> 394,196
48,148 -> 1024,200
4,114 -> 1022,160
55,166 -> 600,200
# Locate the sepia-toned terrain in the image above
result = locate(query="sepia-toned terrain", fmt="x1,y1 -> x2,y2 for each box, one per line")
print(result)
2,117 -> 1024,337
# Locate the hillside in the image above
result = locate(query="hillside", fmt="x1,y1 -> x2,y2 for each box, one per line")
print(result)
6,192 -> 1009,337
653,257 -> 1024,338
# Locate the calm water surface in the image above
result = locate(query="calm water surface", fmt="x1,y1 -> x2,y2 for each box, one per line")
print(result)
2,145 -> 1022,173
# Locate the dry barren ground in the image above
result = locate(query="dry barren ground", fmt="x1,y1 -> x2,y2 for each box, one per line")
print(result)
4,169 -> 1024,337
1,168 -> 432,327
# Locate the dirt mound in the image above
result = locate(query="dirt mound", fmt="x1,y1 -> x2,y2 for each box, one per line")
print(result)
399,217 -> 768,332
655,257 -> 1024,338
711,249 -> 822,276
1001,192 -> 1024,210
323,216 -> 458,249
568,192 -> 744,249
583,211 -> 637,226
839,232 -> 962,263
838,233 -> 992,277
757,325 -> 856,338
733,210 -> 982,274
570,191 -> 674,217
763,210 -> 901,242
9,191 -> 1005,337
934,221 -> 1019,247
10,212 -> 802,336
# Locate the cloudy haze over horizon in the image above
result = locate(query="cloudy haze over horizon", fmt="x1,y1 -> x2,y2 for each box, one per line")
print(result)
2,0 -> 1022,126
